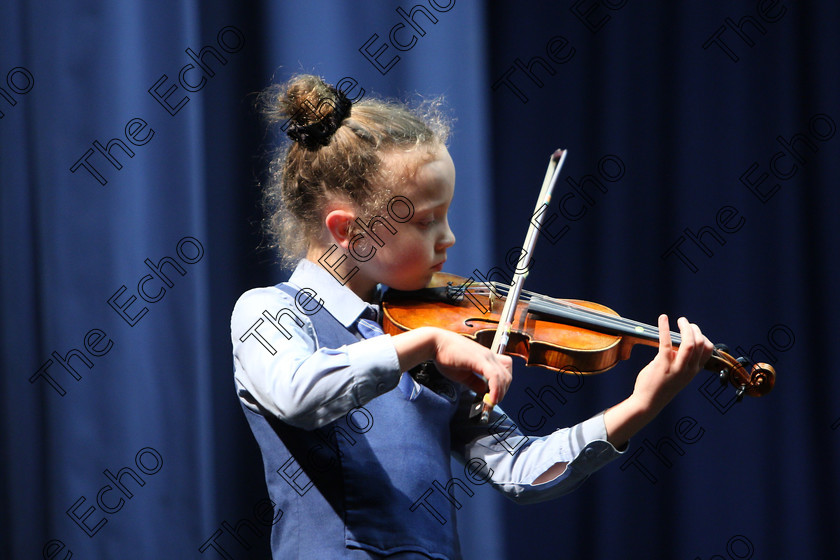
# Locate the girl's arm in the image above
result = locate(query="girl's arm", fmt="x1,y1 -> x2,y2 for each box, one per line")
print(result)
233,289 -> 513,431
232,287 -> 403,430
530,315 -> 712,485
448,315 -> 712,499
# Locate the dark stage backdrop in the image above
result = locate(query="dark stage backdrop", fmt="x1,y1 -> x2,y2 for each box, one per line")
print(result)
2,1 -> 837,559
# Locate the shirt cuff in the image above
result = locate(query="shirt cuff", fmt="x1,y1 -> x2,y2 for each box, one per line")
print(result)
565,412 -> 626,476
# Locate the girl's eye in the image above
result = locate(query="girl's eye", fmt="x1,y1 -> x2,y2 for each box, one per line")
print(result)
417,218 -> 436,228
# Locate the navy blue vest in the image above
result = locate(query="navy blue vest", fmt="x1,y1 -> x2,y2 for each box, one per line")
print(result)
241,283 -> 463,559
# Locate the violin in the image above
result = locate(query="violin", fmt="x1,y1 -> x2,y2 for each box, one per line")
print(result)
382,272 -> 776,402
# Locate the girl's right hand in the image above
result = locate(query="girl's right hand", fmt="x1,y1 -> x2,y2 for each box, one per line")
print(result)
392,327 -> 513,405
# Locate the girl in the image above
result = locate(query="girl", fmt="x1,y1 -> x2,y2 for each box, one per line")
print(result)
231,74 -> 713,559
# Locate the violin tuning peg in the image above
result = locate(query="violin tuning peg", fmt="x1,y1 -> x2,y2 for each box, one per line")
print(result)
714,343 -> 730,355
736,356 -> 751,367
718,369 -> 729,385
735,385 -> 747,402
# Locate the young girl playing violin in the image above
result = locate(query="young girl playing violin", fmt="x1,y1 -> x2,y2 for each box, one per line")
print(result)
231,74 -> 714,559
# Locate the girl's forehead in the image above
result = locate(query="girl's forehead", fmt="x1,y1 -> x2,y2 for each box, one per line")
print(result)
400,147 -> 455,207
382,145 -> 454,203
379,144 -> 444,171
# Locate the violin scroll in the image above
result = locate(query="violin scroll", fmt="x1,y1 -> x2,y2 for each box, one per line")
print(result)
711,344 -> 775,401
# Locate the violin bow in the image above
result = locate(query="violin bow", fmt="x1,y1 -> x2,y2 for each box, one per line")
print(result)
476,148 -> 568,423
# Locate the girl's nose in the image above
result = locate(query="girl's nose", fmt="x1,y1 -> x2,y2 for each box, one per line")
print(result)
437,221 -> 456,250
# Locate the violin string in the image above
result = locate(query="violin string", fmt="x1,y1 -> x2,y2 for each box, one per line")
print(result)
468,282 -> 683,345
458,280 -> 650,336
528,292 -> 662,337
529,294 -> 668,340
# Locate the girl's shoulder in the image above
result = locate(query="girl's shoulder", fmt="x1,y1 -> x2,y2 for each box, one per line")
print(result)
230,283 -> 319,352
230,284 -> 300,329
232,284 -> 294,311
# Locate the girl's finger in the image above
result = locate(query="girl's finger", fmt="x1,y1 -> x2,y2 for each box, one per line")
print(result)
670,317 -> 696,372
463,373 -> 490,396
657,314 -> 672,357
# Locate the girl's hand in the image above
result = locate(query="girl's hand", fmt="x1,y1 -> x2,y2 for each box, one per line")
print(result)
392,327 -> 512,404
431,329 -> 513,405
604,315 -> 713,447
632,315 -> 714,415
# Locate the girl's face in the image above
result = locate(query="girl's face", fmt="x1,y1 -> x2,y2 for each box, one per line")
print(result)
351,145 -> 457,296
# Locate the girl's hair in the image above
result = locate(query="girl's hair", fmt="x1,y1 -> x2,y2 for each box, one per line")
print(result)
257,74 -> 450,267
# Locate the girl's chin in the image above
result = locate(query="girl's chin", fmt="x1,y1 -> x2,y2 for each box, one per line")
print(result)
388,273 -> 434,291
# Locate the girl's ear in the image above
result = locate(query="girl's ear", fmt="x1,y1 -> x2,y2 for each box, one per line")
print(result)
324,208 -> 356,249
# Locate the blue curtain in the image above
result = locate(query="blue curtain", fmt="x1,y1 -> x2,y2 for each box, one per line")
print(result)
1,1 -> 837,559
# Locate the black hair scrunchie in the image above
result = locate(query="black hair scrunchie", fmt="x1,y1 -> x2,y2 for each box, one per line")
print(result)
286,87 -> 352,150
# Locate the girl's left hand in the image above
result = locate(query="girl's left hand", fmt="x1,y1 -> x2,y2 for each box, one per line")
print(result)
632,315 -> 714,415
603,314 -> 713,448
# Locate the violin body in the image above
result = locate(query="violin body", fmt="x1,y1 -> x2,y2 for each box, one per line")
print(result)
382,272 -> 775,400
384,279 -> 626,374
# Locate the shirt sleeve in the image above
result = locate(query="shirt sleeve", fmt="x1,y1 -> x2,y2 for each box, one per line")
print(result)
231,287 -> 402,430
450,390 -> 626,504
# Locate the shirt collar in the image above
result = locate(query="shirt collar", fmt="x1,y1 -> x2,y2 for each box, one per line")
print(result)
287,259 -> 379,328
